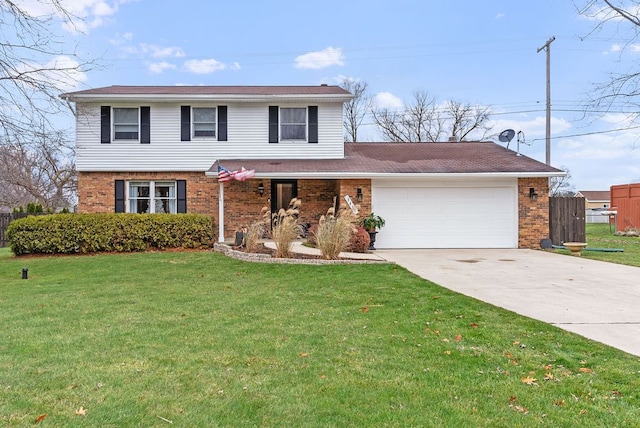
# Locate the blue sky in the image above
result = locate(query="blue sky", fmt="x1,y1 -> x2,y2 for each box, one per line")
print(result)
27,0 -> 640,191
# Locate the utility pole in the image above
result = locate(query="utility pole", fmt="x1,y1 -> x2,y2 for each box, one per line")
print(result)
537,36 -> 555,165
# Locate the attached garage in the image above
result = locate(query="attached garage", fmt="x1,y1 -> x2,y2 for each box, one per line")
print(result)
372,177 -> 518,249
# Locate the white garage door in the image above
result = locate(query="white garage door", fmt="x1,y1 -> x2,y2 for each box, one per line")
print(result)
372,178 -> 518,249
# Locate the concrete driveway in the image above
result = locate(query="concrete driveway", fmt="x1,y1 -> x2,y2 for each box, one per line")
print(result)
374,249 -> 640,356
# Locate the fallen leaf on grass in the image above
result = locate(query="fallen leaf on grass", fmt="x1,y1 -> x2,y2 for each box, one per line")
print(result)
521,376 -> 537,385
470,322 -> 479,328
299,353 -> 309,358
444,350 -> 451,355
578,367 -> 593,373
454,334 -> 462,342
554,400 -> 565,406
544,373 -> 554,381
75,407 -> 87,416
361,306 -> 369,313
35,414 -> 47,423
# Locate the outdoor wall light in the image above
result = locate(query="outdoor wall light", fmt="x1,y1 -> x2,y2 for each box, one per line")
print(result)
529,187 -> 538,201
257,182 -> 265,197
356,188 -> 363,202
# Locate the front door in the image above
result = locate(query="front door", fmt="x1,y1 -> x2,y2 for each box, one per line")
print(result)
271,179 -> 298,214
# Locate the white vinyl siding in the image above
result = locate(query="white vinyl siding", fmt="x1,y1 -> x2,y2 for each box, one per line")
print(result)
372,178 -> 518,249
75,102 -> 345,171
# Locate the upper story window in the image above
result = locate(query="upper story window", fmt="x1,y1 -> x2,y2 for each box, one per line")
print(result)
113,108 -> 139,140
280,107 -> 306,140
269,105 -> 317,144
101,106 -> 150,144
128,181 -> 176,214
193,107 -> 216,138
181,105 -> 227,142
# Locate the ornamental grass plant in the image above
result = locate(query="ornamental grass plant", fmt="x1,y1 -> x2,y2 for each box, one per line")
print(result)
314,206 -> 357,259
270,198 -> 302,258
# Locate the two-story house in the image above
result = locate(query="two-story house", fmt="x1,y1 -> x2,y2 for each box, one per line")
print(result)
61,85 -> 563,249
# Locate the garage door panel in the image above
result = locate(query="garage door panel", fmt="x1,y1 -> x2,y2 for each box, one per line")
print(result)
372,180 -> 517,249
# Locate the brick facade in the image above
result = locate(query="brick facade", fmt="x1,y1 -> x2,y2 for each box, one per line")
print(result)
518,177 -> 550,249
78,172 -> 550,248
78,171 -> 218,214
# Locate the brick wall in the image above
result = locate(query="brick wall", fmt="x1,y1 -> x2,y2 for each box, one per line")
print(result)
78,171 -> 218,214
518,177 -> 550,249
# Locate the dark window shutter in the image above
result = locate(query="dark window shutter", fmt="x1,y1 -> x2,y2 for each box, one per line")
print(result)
115,180 -> 125,213
140,106 -> 150,144
218,105 -> 227,141
177,180 -> 187,213
181,106 -> 191,141
101,106 -> 111,143
268,106 -> 278,143
308,106 -> 318,143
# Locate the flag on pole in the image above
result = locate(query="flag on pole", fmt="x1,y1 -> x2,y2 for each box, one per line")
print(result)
217,164 -> 235,182
217,163 -> 256,183
234,167 -> 256,181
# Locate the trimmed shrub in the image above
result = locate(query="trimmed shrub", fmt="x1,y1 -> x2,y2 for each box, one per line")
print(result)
7,213 -> 216,255
347,226 -> 371,253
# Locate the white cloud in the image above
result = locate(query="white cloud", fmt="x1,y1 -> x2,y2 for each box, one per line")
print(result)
109,32 -> 134,46
142,44 -> 186,59
182,59 -> 228,74
373,92 -> 404,110
17,0 -> 137,33
18,55 -> 87,91
148,61 -> 176,74
295,47 -> 344,69
495,13 -> 506,19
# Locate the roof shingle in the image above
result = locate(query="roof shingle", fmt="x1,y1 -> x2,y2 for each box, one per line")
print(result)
209,142 -> 563,177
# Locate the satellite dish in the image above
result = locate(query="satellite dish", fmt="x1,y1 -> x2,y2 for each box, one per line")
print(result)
498,129 -> 515,143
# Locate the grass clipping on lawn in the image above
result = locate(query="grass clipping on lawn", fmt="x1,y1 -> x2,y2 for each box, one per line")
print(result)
1,249 -> 639,426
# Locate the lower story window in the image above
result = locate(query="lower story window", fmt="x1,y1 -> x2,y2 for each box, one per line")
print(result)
129,181 -> 176,213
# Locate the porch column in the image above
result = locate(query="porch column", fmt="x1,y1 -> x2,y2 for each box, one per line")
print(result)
218,182 -> 225,242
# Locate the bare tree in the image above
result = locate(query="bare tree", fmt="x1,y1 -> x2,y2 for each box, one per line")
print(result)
0,1 -> 90,210
447,100 -> 492,142
575,1 -> 640,118
340,78 -> 370,142
0,130 -> 77,211
371,91 -> 492,142
549,167 -> 576,196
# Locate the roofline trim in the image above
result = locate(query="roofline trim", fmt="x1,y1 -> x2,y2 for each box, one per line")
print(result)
204,171 -> 566,179
61,93 -> 354,103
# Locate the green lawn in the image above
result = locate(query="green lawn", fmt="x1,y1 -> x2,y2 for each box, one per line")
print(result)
554,223 -> 640,267
1,248 -> 640,427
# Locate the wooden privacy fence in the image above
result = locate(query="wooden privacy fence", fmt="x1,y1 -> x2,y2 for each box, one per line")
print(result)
610,183 -> 640,231
549,197 -> 585,245
0,213 -> 28,247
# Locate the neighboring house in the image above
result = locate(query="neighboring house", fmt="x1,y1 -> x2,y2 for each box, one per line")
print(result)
61,85 -> 564,249
575,190 -> 611,224
575,190 -> 610,209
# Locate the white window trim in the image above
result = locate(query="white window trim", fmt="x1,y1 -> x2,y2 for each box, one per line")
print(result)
280,106 -> 307,142
192,106 -> 217,140
126,181 -> 177,214
112,107 -> 140,142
